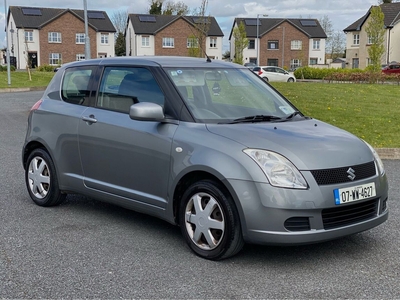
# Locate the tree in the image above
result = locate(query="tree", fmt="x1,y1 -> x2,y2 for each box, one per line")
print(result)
111,10 -> 128,34
163,1 -> 190,15
189,0 -> 210,58
329,30 -> 346,60
149,0 -> 163,14
232,21 -> 248,65
115,32 -> 126,56
365,6 -> 386,71
148,0 -> 189,15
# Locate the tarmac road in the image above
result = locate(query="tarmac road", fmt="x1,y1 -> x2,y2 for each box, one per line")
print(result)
0,91 -> 399,299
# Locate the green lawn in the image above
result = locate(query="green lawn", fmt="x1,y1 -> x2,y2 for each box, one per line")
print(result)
271,82 -> 400,148
0,71 -> 398,148
0,71 -> 54,89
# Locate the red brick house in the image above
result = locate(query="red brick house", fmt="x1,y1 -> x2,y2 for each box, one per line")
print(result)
125,14 -> 224,60
7,6 -> 116,69
230,17 -> 327,69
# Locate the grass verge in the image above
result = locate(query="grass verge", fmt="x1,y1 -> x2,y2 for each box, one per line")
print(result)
0,71 -> 398,148
0,71 -> 54,89
271,82 -> 400,148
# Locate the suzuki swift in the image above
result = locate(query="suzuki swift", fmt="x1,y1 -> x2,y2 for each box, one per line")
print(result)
22,57 -> 389,260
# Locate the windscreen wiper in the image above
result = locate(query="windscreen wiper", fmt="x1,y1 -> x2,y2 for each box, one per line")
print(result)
221,115 -> 283,124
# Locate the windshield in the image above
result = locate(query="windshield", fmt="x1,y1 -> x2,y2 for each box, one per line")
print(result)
164,67 -> 298,123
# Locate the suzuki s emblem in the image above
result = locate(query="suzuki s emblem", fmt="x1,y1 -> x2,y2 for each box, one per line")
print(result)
347,168 -> 356,181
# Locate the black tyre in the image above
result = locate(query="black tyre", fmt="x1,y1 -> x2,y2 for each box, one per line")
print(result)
287,78 -> 295,82
25,148 -> 66,207
179,180 -> 244,260
263,77 -> 269,82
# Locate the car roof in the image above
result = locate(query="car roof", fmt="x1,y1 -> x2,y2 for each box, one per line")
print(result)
58,56 -> 244,70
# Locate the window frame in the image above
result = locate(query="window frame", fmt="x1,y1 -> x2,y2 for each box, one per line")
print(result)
291,40 -> 302,50
76,33 -> 85,44
313,39 -> 320,50
49,53 -> 62,65
25,30 -> 33,42
142,36 -> 150,47
76,54 -> 86,61
101,33 -> 109,45
48,32 -> 62,43
353,34 -> 360,45
209,37 -> 217,48
162,37 -> 175,48
267,40 -> 279,50
187,37 -> 199,48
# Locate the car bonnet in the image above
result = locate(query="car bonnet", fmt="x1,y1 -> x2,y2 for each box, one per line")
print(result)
206,119 -> 374,170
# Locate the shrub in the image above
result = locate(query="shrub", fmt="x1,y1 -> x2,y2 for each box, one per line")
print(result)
37,64 -> 57,72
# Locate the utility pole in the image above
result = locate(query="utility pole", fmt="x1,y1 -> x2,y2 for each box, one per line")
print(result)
4,0 -> 11,85
83,0 -> 91,59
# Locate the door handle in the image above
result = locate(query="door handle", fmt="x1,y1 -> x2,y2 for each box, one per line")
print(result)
82,115 -> 97,124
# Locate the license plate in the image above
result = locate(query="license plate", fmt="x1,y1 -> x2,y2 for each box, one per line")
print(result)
333,182 -> 376,205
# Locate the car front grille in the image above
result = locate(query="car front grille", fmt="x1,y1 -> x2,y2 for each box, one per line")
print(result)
321,198 -> 378,230
311,161 -> 376,186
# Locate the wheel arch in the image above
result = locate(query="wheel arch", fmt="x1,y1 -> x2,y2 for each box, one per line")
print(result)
22,141 -> 52,170
171,170 -> 247,234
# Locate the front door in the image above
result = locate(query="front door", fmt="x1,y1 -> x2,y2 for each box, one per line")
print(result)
28,52 -> 38,68
78,66 -> 177,209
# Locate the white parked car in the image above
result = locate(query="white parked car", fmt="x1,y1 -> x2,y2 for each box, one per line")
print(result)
254,66 -> 296,82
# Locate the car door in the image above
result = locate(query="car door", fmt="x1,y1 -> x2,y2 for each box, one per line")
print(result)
78,66 -> 178,209
274,67 -> 289,82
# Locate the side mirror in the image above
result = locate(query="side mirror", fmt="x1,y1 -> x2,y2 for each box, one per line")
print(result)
129,102 -> 165,121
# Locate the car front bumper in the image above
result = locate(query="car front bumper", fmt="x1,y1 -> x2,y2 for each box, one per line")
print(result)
226,172 -> 389,246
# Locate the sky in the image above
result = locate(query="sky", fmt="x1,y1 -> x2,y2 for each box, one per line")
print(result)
0,0 -> 380,51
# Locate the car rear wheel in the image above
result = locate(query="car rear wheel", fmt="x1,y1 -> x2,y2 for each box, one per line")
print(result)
287,78 -> 295,82
25,148 -> 66,207
179,180 -> 244,260
262,77 -> 269,82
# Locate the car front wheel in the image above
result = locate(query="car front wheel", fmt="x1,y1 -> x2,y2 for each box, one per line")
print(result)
179,180 -> 244,260
287,78 -> 295,82
25,148 -> 66,207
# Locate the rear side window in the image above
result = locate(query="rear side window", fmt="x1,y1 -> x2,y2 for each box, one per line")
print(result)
61,67 -> 96,105
96,67 -> 165,113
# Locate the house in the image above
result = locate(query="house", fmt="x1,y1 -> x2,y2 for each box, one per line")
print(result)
7,6 -> 116,69
343,2 -> 400,69
229,18 -> 327,69
125,14 -> 224,60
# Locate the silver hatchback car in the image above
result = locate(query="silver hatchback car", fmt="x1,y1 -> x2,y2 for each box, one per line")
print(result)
23,57 -> 388,260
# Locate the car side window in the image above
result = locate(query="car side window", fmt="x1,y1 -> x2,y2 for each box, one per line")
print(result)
97,67 -> 165,113
61,67 -> 95,105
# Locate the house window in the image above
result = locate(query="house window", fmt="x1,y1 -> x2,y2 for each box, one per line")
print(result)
210,37 -> 217,48
367,35 -> 373,44
290,59 -> 302,69
353,34 -> 360,45
187,37 -> 198,48
25,30 -> 33,42
313,40 -> 320,50
267,59 -> 279,66
76,54 -> 85,61
268,41 -> 279,50
49,53 -> 61,65
291,40 -> 302,50
162,37 -> 174,48
76,33 -> 85,44
101,33 -> 109,45
142,36 -> 150,47
310,57 -> 318,65
48,32 -> 61,43
248,39 -> 255,49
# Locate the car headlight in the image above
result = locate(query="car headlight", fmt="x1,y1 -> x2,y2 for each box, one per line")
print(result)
243,149 -> 308,189
364,141 -> 385,176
